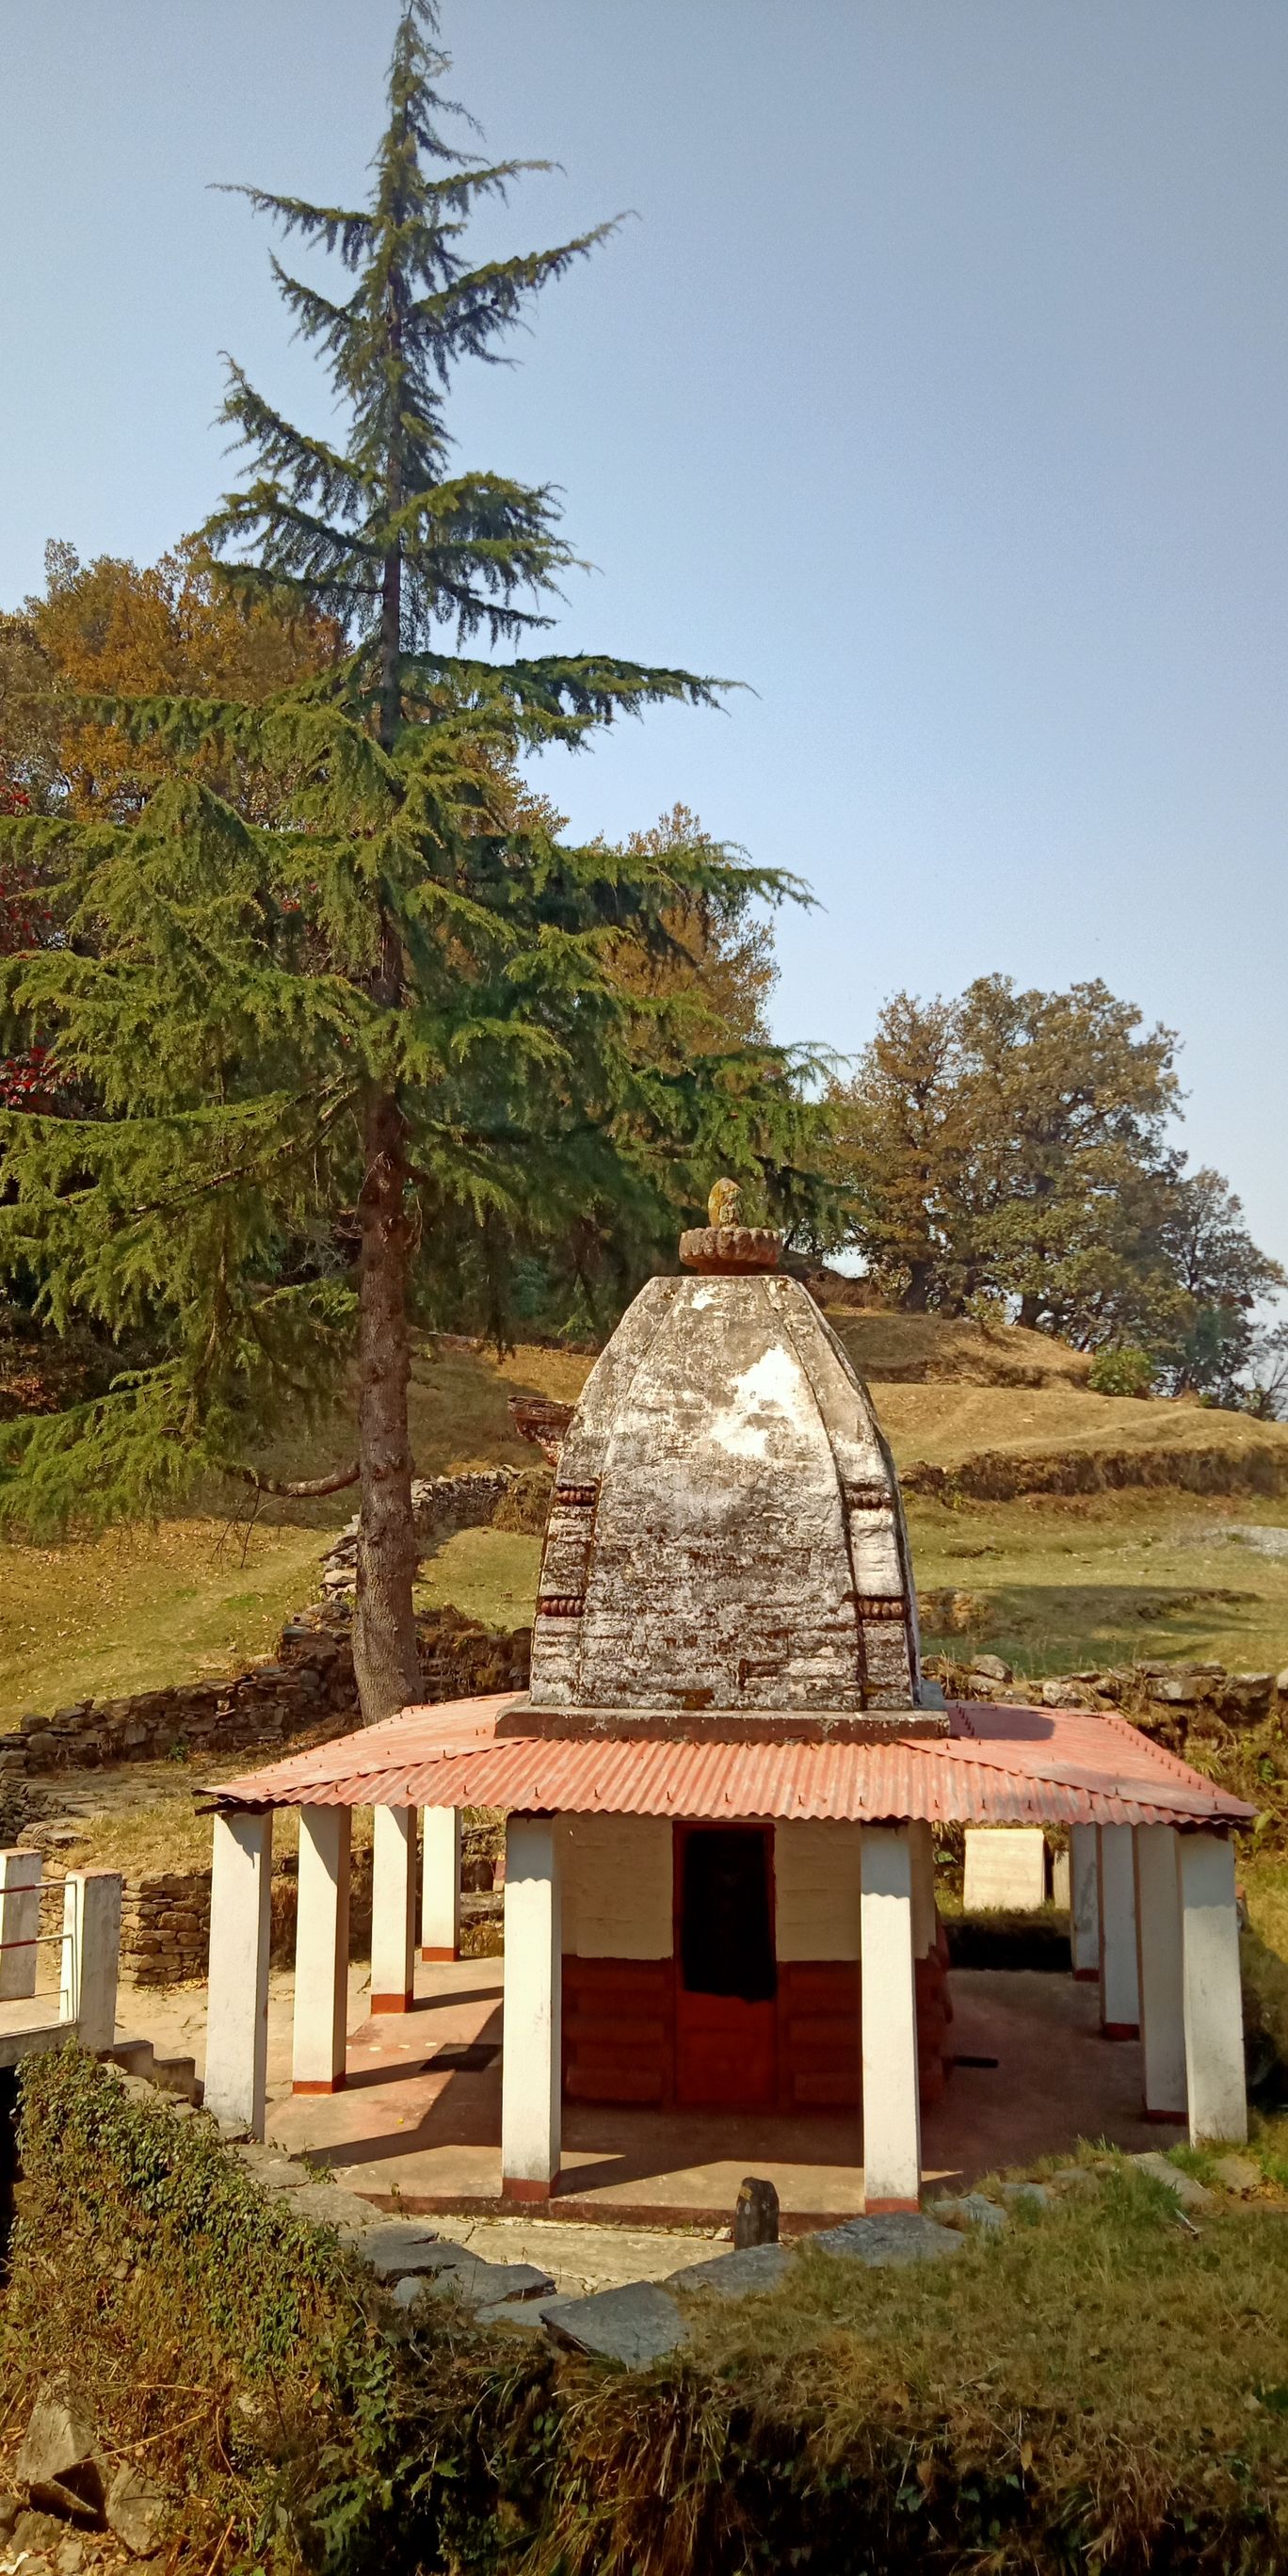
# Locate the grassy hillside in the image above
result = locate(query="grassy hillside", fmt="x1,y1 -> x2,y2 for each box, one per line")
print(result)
3,1310 -> 1288,1721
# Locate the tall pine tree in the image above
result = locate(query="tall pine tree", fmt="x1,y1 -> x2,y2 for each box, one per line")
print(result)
0,2 -> 822,1724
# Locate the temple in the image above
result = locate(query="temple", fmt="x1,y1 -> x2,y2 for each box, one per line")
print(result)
203,1200 -> 1253,2208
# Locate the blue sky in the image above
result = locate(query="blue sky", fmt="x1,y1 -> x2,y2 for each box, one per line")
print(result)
3,3 -> 1287,1270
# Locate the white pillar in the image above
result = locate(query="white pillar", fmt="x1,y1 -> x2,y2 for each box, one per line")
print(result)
1134,1826 -> 1186,2120
371,1806 -> 417,2012
1070,1824 -> 1100,1980
1179,1831 -> 1248,2146
501,1813 -> 561,2201
421,1806 -> 462,1961
204,1811 -> 273,2136
860,1825 -> 921,2213
909,1818 -> 936,1956
59,1869 -> 122,2053
293,1808 -> 350,2095
1097,1823 -> 1139,2037
0,1849 -> 41,2003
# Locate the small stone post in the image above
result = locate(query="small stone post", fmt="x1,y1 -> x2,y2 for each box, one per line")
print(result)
293,1807 -> 351,2094
1097,1823 -> 1140,2037
860,1825 -> 921,2212
501,1812 -> 561,2200
733,2177 -> 781,2246
1179,1830 -> 1248,2145
371,1807 -> 417,2012
1134,1825 -> 1186,2121
0,1849 -> 41,2003
204,1811 -> 273,2136
1070,1823 -> 1100,1979
421,1806 -> 462,1961
59,1869 -> 122,2053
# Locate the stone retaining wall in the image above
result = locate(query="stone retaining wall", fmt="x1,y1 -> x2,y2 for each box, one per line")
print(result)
121,1847 -> 381,1988
935,1651 -> 1288,1760
0,1602 -> 531,1781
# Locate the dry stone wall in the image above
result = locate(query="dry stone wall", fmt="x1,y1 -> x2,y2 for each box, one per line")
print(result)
121,1846 -> 381,1988
935,1650 -> 1288,1765
0,1605 -> 530,1779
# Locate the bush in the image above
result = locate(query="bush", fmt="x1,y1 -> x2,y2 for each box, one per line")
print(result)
1088,1343 -> 1156,1397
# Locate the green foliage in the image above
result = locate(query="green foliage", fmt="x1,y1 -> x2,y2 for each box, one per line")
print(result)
0,4 -> 829,1568
1087,1343 -> 1156,1397
829,974 -> 1283,1388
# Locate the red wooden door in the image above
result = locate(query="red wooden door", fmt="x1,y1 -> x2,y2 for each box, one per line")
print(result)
673,1824 -> 777,2109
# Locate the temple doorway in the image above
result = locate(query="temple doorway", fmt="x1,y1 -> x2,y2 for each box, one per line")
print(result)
674,1824 -> 777,2109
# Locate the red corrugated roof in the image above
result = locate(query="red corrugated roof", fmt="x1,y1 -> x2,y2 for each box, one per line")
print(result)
209,1695 -> 1255,1831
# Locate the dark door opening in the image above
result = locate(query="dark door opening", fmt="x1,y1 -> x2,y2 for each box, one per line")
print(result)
674,1826 -> 777,2108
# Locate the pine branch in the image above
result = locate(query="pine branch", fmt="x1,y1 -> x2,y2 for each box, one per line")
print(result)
404,224 -> 625,373
213,183 -> 375,266
232,1460 -> 359,1498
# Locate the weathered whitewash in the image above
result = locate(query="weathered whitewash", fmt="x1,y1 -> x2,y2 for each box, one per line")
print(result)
529,1271 -> 923,1717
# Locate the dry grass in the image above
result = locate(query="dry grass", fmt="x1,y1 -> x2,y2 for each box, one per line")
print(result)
412,1526 -> 542,1630
675,2161 -> 1288,2572
908,1489 -> 1288,1676
833,1306 -> 1093,1388
0,1517 -> 330,1724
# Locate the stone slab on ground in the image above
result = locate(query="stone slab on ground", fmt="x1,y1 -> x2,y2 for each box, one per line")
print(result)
394,2252 -> 555,2310
268,2182 -> 394,2241
810,2213 -> 966,2268
998,2181 -> 1052,2212
666,2243 -> 795,2300
1130,2153 -> 1215,2213
541,2280 -> 691,2369
932,2193 -> 1008,2235
360,2227 -> 461,2280
105,2467 -> 167,2558
473,2294 -> 564,2335
17,2386 -> 105,2524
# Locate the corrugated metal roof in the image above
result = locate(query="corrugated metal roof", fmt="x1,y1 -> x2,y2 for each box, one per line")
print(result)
209,1695 -> 1255,1831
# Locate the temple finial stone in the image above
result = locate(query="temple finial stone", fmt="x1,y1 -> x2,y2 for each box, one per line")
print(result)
680,1179 -> 781,1275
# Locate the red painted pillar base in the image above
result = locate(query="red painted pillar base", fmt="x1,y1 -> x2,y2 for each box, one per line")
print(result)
504,2175 -> 555,2203
1103,2021 -> 1140,2041
371,1991 -> 413,2014
421,1945 -> 459,1964
864,2197 -> 921,2215
292,2074 -> 347,2096
1143,2103 -> 1186,2123
1072,1967 -> 1100,1984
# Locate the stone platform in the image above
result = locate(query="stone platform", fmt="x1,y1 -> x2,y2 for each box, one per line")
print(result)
124,1956 -> 1163,2224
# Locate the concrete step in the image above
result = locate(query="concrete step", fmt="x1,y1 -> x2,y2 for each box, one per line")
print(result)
105,2038 -> 201,2105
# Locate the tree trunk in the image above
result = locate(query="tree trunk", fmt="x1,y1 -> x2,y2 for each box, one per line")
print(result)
353,1082 -> 423,1728
352,259 -> 420,1731
1018,1291 -> 1042,1330
902,1260 -> 932,1313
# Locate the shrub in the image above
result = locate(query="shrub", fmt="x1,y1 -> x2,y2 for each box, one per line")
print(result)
1088,1344 -> 1156,1397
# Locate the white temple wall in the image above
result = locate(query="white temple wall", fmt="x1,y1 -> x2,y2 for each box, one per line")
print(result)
774,1820 -> 862,1960
559,1814 -> 672,1958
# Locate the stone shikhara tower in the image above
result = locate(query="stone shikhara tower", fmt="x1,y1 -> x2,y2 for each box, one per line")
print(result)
528,1206 -> 937,1727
